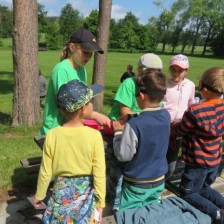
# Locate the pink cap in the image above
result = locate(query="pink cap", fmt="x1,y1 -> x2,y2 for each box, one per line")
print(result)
169,54 -> 189,69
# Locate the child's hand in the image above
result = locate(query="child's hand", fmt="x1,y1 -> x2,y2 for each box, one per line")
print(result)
94,207 -> 103,224
113,119 -> 125,131
33,195 -> 42,208
171,119 -> 181,125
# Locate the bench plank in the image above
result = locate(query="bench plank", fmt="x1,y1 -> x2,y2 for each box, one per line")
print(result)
20,157 -> 42,167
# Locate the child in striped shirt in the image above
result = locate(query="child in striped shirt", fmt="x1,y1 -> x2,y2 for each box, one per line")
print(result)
171,67 -> 224,223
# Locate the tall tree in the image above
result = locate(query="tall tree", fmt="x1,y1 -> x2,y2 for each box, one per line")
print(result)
92,0 -> 112,112
12,0 -> 40,125
59,3 -> 82,44
45,20 -> 62,50
0,5 -> 13,38
83,10 -> 99,36
157,10 -> 174,53
116,12 -> 141,51
188,0 -> 206,54
201,0 -> 224,55
38,3 -> 48,34
210,17 -> 224,56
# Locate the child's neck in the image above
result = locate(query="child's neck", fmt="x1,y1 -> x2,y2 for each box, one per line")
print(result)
142,101 -> 160,109
204,96 -> 222,101
68,58 -> 80,70
170,77 -> 184,83
62,117 -> 84,128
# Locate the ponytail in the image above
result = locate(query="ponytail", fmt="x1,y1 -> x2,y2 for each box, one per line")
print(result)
60,43 -> 69,61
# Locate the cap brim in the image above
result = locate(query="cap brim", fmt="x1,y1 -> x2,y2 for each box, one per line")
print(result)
90,84 -> 104,97
81,42 -> 104,54
170,63 -> 188,69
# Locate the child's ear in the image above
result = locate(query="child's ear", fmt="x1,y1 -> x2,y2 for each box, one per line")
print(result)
70,43 -> 77,52
139,92 -> 145,100
80,105 -> 86,115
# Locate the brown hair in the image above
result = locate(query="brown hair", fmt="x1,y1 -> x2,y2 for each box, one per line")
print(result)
127,64 -> 133,71
60,42 -> 81,61
60,43 -> 69,61
201,67 -> 224,94
136,68 -> 167,102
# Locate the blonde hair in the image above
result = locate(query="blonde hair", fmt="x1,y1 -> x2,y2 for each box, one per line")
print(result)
201,67 -> 224,94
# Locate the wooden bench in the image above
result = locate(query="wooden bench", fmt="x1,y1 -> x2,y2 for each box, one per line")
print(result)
20,133 -> 113,175
20,157 -> 41,174
38,42 -> 47,51
20,135 -> 224,198
165,153 -> 224,196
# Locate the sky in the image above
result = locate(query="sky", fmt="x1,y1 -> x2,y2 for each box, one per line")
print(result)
1,0 -> 176,25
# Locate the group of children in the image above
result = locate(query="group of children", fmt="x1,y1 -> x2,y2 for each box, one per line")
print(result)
33,27 -> 224,224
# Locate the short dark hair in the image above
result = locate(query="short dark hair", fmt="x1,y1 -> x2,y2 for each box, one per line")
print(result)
136,68 -> 167,102
127,64 -> 133,71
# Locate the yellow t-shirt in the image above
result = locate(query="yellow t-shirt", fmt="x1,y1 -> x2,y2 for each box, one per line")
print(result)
35,126 -> 106,208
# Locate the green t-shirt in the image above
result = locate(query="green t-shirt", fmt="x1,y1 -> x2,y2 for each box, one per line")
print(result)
109,77 -> 141,120
39,59 -> 87,135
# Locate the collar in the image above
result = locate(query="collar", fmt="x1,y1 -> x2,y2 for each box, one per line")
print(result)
203,99 -> 223,105
141,106 -> 161,113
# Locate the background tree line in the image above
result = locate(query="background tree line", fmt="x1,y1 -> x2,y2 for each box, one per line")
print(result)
1,0 -> 224,56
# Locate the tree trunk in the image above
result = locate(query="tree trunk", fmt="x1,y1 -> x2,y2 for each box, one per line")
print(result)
162,42 -> 166,53
181,45 -> 186,54
12,0 -> 40,126
92,0 -> 112,112
202,25 -> 212,56
191,18 -> 202,55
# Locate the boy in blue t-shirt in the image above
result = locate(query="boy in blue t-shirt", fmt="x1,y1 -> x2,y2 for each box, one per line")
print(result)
113,68 -> 170,211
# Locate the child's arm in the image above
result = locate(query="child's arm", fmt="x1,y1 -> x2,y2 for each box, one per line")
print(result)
34,134 -> 53,202
92,132 -> 106,209
113,122 -> 138,162
171,109 -> 195,136
189,83 -> 196,106
120,104 -> 133,116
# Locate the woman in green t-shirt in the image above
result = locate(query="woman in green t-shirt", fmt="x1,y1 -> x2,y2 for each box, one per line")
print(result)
40,28 -> 111,135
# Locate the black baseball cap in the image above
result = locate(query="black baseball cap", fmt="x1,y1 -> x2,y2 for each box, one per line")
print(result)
69,28 -> 104,54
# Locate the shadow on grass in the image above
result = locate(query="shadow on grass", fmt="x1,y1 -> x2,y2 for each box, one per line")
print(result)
0,112 -> 12,125
0,71 -> 13,75
11,167 -> 38,198
0,79 -> 13,94
0,71 -> 14,94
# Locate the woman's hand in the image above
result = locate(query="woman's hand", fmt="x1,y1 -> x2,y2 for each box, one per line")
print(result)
91,111 -> 111,128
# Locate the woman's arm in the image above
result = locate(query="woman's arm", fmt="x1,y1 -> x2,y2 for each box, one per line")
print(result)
120,104 -> 133,116
90,111 -> 111,127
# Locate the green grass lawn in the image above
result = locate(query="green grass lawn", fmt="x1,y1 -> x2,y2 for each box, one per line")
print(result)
1,49 -> 224,190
